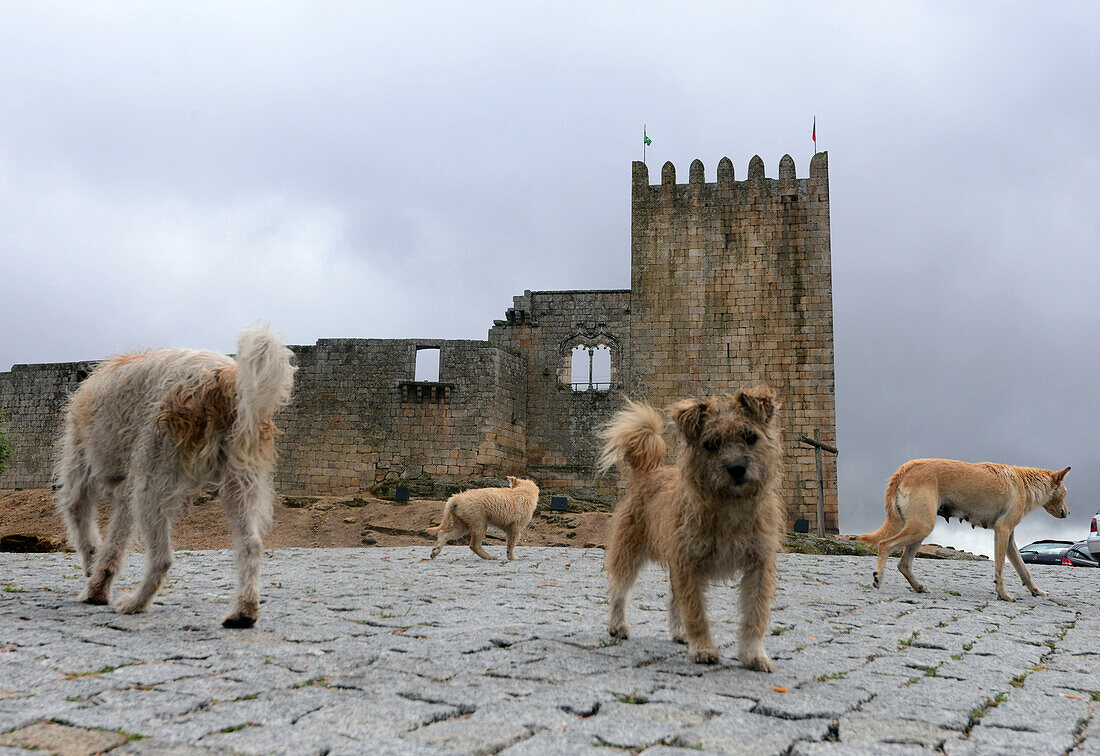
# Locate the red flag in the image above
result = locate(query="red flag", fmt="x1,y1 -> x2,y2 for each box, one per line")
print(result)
812,117 -> 816,143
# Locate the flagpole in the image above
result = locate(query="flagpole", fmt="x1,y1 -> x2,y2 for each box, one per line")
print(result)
643,124 -> 647,164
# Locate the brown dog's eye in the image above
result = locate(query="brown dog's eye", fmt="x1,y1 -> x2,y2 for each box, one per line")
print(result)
741,431 -> 758,446
703,437 -> 722,452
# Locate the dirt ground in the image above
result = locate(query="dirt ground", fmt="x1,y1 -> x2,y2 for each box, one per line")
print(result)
0,488 -> 982,560
0,488 -> 610,554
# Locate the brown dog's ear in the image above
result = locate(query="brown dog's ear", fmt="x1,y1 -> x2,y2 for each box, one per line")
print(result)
668,398 -> 708,442
1052,467 -> 1070,484
737,385 -> 779,424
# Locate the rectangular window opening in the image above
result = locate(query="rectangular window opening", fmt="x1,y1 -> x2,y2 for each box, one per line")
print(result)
414,347 -> 440,382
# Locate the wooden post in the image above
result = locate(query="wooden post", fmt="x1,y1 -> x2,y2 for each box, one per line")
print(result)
813,429 -> 825,537
798,431 -> 839,537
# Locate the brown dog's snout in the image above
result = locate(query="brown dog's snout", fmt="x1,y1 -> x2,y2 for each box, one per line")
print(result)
727,463 -> 747,484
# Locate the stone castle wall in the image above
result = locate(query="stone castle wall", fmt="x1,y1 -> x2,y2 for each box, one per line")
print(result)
628,153 -> 837,530
0,151 -> 838,530
488,289 -> 630,494
275,339 -> 527,496
0,361 -> 95,489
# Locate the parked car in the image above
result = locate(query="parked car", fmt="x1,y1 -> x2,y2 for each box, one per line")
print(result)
1019,539 -> 1099,567
1088,509 -> 1100,561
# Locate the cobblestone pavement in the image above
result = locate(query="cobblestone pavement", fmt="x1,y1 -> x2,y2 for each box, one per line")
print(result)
1,547 -> 1098,755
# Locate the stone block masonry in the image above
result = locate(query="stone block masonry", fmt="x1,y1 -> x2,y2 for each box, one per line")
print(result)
0,150 -> 838,530
275,338 -> 526,496
0,361 -> 94,489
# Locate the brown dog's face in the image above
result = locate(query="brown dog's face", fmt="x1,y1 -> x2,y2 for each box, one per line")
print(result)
669,386 -> 781,500
1042,467 -> 1070,518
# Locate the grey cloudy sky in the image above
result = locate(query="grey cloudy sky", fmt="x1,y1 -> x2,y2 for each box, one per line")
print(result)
2,2 -> 1098,555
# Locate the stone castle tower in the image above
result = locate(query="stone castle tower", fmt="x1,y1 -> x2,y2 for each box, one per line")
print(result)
0,151 -> 838,531
488,151 -> 837,530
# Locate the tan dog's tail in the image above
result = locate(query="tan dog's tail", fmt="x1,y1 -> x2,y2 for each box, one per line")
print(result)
597,399 -> 666,476
426,497 -> 457,534
857,468 -> 906,544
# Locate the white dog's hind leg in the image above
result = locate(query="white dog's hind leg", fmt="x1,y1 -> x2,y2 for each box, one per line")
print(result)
220,477 -> 272,628
82,489 -> 134,605
114,480 -> 178,614
56,470 -> 103,577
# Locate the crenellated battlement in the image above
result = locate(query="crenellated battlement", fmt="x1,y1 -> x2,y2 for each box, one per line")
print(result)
632,151 -> 828,199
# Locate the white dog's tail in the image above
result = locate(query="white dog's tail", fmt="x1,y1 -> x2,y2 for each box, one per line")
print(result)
597,399 -> 666,476
230,325 -> 296,469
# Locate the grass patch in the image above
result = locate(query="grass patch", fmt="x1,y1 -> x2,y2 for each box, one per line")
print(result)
817,671 -> 846,682
218,723 -> 257,734
897,631 -> 919,650
292,676 -> 330,689
612,689 -> 649,705
63,666 -> 116,679
770,626 -> 792,636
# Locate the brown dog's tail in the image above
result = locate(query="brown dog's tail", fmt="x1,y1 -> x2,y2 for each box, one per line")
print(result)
597,399 -> 666,476
857,468 -> 906,544
426,497 -> 457,534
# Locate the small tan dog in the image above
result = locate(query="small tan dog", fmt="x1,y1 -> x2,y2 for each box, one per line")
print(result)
427,476 -> 540,560
599,386 -> 784,670
859,459 -> 1070,601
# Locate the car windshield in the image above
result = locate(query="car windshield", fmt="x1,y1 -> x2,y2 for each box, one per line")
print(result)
1022,543 -> 1070,555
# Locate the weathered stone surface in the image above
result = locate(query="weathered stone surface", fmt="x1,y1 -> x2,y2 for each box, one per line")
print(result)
2,548 -> 1093,754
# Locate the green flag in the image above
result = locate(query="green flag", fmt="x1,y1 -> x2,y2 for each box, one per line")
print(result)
643,127 -> 652,146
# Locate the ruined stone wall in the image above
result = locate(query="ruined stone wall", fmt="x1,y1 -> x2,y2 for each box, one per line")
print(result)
0,340 -> 527,498
488,289 -> 630,494
0,361 -> 95,489
274,338 -> 526,496
629,152 -> 838,531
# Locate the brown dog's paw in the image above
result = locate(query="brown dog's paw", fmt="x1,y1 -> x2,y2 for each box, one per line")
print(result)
80,590 -> 109,606
689,646 -> 720,664
113,594 -> 150,615
1029,587 -> 1049,597
741,653 -> 775,672
429,547 -> 441,559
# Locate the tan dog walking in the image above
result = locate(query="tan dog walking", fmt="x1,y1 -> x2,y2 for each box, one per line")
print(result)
599,387 -> 784,670
427,476 -> 540,560
860,459 -> 1070,601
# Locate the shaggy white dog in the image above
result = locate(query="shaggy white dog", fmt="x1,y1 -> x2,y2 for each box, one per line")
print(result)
53,326 -> 296,627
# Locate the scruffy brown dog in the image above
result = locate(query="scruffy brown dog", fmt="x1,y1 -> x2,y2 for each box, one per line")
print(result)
599,386 -> 784,670
427,476 -> 540,560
